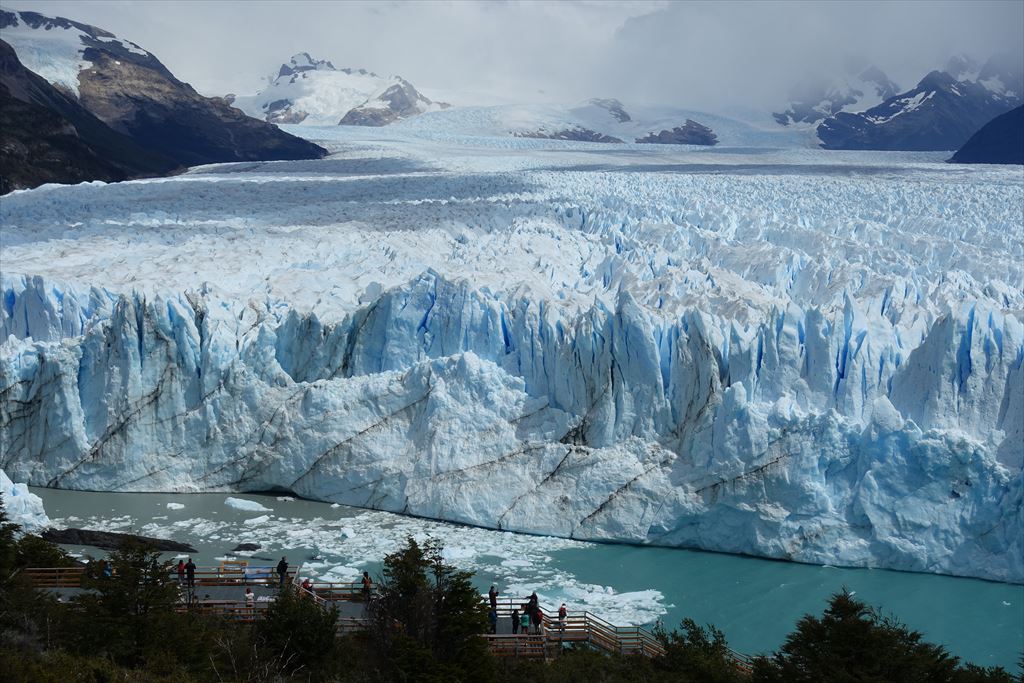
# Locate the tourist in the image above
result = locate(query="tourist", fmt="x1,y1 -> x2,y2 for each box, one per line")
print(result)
558,603 -> 567,633
532,605 -> 543,635
519,607 -> 530,635
301,577 -> 314,595
276,556 -> 289,588
488,584 -> 499,610
361,571 -> 373,601
244,587 -> 255,608
185,557 -> 196,588
176,559 -> 185,585
511,608 -> 520,635
488,608 -> 498,634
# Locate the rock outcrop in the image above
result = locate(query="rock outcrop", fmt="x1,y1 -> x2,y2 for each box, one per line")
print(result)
636,120 -> 718,145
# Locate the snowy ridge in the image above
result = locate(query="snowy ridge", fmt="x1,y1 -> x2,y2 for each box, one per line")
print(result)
773,65 -> 900,126
232,54 -> 441,126
0,8 -> 153,97
1,139 -> 1022,582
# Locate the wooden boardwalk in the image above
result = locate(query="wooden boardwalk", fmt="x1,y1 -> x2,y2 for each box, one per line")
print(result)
22,565 -> 752,670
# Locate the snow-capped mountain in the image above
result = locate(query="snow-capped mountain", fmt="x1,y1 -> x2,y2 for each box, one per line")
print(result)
0,9 -> 325,173
817,63 -> 1022,151
773,64 -> 900,126
232,53 -> 445,126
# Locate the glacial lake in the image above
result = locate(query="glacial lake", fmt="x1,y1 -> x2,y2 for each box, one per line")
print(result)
31,487 -> 1024,670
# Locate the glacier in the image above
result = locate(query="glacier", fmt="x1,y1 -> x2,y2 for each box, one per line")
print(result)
1,131 -> 1022,582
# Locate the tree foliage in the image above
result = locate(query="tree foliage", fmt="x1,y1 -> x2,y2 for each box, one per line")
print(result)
254,582 -> 339,677
369,536 -> 492,682
751,589 -> 1015,683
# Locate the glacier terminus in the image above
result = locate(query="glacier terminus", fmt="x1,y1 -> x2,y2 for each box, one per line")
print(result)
1,127 -> 1021,584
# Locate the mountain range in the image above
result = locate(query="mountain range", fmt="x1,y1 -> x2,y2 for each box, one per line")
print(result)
813,55 -> 1022,151
1,6 -> 1021,194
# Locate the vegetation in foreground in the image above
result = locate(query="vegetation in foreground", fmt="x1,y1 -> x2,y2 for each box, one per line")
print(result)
0,500 -> 1019,682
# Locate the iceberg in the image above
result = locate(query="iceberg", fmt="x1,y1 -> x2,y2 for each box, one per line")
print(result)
225,498 -> 273,513
0,469 -> 50,534
0,139 -> 1020,583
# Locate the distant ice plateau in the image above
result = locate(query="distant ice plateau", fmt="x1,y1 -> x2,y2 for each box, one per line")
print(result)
1,129 -> 1021,583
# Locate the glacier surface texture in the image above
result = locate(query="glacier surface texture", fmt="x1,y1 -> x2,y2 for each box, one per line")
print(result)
1,128 -> 1022,582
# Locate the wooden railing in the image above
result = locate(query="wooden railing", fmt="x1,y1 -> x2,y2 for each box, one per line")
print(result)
23,567 -> 749,668
21,566 -> 86,587
487,597 -> 750,671
21,565 -> 300,589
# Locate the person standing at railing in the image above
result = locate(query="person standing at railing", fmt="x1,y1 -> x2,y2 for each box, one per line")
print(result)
511,608 -> 520,635
558,604 -> 567,634
176,559 -> 186,586
519,608 -> 530,635
488,608 -> 498,634
488,585 -> 499,611
276,557 -> 289,589
245,587 -> 255,608
185,557 -> 196,589
361,571 -> 373,601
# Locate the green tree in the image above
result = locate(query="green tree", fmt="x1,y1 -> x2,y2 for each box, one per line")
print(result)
66,540 -> 181,667
752,590 -> 1015,683
252,582 -> 339,678
654,618 -> 746,682
370,536 -> 492,682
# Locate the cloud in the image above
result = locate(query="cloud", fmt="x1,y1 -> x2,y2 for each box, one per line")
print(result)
596,0 -> 1024,108
11,0 -> 1023,109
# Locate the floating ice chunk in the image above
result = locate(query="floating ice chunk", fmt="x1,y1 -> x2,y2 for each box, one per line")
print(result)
225,497 -> 272,512
276,496 -> 295,502
167,502 -> 185,510
243,515 -> 271,526
501,558 -> 531,568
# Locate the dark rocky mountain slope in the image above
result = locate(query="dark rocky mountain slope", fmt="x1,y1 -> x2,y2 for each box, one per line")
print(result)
0,8 -> 326,185
0,40 -> 178,193
950,106 -> 1024,164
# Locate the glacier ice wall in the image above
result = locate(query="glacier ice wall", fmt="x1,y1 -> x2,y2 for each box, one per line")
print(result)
1,145 -> 1021,582
2,271 -> 1021,581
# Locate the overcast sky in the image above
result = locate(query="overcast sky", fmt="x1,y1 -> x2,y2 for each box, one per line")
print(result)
12,0 -> 1024,108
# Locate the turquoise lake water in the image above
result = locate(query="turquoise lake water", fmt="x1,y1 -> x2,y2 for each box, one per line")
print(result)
29,487 -> 1023,670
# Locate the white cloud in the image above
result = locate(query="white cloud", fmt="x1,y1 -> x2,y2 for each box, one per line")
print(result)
10,0 -> 1023,109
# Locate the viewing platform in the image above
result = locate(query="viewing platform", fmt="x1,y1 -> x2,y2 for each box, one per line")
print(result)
21,564 -> 752,670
